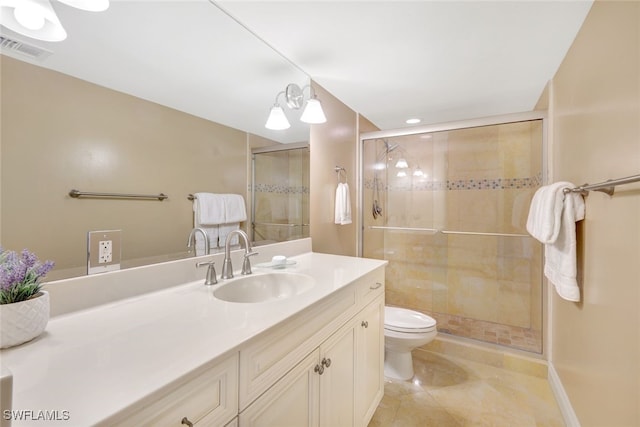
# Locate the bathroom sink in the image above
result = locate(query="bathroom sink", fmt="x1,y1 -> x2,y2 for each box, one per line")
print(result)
213,272 -> 315,303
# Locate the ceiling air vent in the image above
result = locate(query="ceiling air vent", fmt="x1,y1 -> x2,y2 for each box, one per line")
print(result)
0,36 -> 52,60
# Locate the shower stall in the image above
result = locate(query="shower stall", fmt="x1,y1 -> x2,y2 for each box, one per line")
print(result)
251,142 -> 310,244
360,113 -> 545,353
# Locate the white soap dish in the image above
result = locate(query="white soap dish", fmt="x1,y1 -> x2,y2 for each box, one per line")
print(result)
254,260 -> 297,269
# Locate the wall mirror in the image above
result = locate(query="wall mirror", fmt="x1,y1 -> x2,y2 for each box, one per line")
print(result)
0,0 -> 310,280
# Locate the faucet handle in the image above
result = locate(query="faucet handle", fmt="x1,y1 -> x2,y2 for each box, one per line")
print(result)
196,261 -> 218,285
241,251 -> 259,275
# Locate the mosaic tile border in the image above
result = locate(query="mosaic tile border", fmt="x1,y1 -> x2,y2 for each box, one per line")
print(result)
249,184 -> 309,194
364,174 -> 542,192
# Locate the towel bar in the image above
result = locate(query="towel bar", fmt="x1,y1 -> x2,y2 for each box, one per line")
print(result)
69,189 -> 168,201
564,173 -> 640,196
367,226 -> 528,238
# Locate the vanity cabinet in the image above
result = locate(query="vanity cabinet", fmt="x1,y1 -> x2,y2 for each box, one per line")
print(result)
111,353 -> 239,427
238,268 -> 385,427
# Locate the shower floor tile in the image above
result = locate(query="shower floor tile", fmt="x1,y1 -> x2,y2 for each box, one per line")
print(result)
368,350 -> 563,427
434,313 -> 542,353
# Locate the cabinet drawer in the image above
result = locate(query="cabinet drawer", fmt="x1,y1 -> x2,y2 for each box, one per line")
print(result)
355,267 -> 385,306
239,285 -> 357,409
111,353 -> 238,427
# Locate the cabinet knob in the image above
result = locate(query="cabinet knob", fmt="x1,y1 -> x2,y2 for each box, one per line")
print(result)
361,320 -> 369,328
321,357 -> 331,368
181,417 -> 194,427
314,364 -> 324,375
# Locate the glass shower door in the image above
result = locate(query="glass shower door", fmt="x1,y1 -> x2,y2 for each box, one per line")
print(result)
362,118 -> 544,353
251,144 -> 310,244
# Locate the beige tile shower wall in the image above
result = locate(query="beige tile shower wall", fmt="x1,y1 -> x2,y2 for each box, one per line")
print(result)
548,1 -> 640,425
1,56 -> 248,273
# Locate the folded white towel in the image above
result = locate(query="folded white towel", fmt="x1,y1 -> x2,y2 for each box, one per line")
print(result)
334,183 -> 352,225
526,182 -> 571,243
193,193 -> 225,225
219,223 -> 240,246
526,182 -> 585,301
222,194 -> 247,223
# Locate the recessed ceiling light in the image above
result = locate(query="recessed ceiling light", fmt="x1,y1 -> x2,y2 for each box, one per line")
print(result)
406,118 -> 421,124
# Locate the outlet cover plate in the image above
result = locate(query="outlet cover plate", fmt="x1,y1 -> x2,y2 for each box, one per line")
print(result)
88,230 -> 121,275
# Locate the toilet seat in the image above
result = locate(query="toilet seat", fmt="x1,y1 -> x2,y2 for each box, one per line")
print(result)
384,306 -> 436,333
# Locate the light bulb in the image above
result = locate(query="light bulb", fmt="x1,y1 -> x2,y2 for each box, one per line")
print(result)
397,171 -> 407,177
300,97 -> 326,124
395,158 -> 408,169
413,168 -> 424,177
14,4 -> 45,30
265,105 -> 290,130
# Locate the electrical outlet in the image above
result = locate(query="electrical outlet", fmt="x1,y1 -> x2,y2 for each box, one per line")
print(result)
98,240 -> 112,264
87,230 -> 121,275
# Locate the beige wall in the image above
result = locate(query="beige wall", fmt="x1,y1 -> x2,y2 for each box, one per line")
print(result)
309,81 -> 359,256
1,56 -> 252,277
548,1 -> 639,425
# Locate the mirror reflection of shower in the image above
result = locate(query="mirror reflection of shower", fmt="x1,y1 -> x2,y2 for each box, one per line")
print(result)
251,142 -> 310,245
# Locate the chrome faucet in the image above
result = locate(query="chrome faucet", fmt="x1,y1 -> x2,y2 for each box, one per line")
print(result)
187,227 -> 210,255
221,230 -> 258,279
196,261 -> 217,285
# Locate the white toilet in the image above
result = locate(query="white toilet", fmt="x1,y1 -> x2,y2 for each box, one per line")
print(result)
384,306 -> 437,380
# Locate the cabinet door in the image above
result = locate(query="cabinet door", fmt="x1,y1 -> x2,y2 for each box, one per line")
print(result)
318,322 -> 356,427
239,350 -> 320,427
112,353 -> 238,427
355,296 -> 384,427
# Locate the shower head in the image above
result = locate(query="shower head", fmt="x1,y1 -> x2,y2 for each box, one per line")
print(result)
382,139 -> 399,153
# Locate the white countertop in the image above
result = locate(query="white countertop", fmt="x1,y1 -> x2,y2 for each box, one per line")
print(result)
0,252 -> 386,426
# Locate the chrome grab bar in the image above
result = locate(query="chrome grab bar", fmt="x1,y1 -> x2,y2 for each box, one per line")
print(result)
368,226 -> 438,233
69,189 -> 168,201
252,222 -> 309,228
563,173 -> 640,196
367,226 -> 528,238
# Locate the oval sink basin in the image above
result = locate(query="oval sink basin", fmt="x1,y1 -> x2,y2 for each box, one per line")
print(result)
213,272 -> 315,303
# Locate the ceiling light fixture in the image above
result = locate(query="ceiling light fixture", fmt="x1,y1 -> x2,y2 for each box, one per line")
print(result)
265,83 -> 326,130
57,0 -> 109,12
0,0 -> 66,41
406,118 -> 421,124
0,0 -> 109,42
395,158 -> 409,169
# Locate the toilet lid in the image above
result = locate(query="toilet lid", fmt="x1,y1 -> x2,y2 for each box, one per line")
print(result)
384,306 -> 436,333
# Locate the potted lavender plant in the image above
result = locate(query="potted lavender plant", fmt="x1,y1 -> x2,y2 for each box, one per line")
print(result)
0,248 -> 54,349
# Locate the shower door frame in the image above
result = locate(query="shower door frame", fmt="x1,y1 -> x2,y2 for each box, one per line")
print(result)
357,110 -> 548,356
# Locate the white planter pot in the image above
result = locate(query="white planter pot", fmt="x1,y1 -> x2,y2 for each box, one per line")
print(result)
0,291 -> 50,349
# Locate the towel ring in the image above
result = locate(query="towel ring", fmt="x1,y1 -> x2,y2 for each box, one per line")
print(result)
335,166 -> 347,184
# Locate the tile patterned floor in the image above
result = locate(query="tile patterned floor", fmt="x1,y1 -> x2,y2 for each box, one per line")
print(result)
368,350 -> 564,427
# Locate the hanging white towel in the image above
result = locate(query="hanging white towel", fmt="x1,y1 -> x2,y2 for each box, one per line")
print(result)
222,194 -> 247,223
334,183 -> 352,225
195,226 -> 219,254
526,182 -> 585,301
526,182 -> 569,243
193,193 -> 225,225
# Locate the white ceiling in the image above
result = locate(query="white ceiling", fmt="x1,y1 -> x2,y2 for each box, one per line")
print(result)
1,0 -> 593,143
